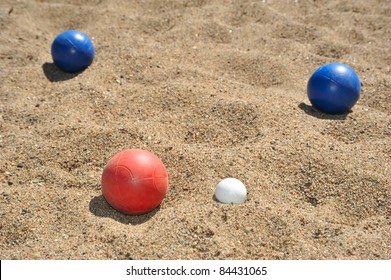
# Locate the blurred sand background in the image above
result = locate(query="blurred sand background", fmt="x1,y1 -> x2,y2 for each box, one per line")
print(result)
0,0 -> 390,259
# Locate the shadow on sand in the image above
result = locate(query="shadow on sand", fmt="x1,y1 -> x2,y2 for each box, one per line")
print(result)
89,195 -> 160,225
42,62 -> 81,82
298,102 -> 351,120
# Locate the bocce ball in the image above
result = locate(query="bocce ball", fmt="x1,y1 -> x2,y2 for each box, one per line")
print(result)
307,62 -> 361,114
101,149 -> 168,215
215,178 -> 247,204
51,30 -> 95,73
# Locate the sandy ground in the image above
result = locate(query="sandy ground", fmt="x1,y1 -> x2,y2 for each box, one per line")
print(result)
0,0 -> 390,260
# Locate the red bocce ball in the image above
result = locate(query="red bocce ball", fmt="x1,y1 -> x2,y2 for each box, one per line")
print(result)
101,149 -> 168,215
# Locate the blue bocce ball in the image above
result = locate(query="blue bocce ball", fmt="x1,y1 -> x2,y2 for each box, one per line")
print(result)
51,30 -> 95,73
307,63 -> 361,114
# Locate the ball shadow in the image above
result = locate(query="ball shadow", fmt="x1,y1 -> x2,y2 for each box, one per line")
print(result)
298,102 -> 351,120
42,62 -> 81,82
89,195 -> 160,225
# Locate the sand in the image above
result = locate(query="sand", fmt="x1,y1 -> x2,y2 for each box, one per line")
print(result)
0,0 -> 390,260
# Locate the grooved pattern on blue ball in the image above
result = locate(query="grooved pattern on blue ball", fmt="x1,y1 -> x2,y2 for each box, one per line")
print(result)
316,63 -> 361,90
307,63 -> 361,115
51,30 -> 95,73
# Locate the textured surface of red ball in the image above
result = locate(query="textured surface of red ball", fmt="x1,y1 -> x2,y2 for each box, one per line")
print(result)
101,149 -> 168,215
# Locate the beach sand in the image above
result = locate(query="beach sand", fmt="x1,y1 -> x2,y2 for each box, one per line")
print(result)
0,0 -> 390,259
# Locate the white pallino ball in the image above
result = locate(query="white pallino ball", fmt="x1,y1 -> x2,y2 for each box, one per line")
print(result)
215,178 -> 247,204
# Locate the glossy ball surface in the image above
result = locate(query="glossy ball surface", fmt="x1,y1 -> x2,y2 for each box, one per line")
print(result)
101,149 -> 168,215
307,63 -> 361,114
215,178 -> 247,204
51,30 -> 95,73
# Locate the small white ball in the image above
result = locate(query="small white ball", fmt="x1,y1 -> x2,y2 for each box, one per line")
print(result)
215,178 -> 247,204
